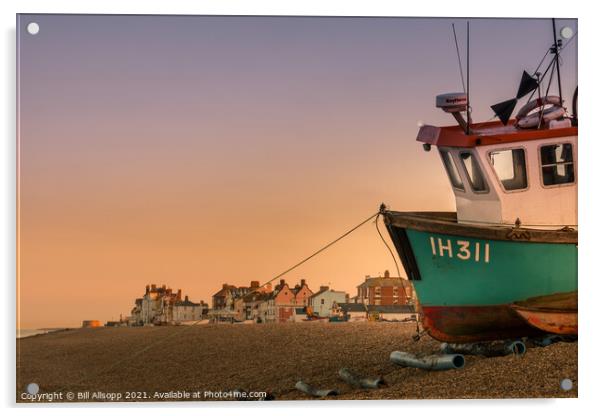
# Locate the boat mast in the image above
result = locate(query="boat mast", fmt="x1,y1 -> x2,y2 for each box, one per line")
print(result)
552,18 -> 563,106
466,20 -> 471,135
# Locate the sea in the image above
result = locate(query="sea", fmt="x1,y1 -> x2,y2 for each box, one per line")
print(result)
17,328 -> 67,339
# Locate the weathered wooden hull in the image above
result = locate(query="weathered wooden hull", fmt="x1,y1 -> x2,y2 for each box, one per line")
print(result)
511,292 -> 577,335
384,211 -> 577,342
421,305 -> 545,343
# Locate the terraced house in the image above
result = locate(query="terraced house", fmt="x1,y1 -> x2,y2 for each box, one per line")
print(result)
263,279 -> 314,323
130,284 -> 208,325
356,270 -> 416,305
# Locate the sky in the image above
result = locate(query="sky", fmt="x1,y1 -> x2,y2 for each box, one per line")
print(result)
16,15 -> 577,328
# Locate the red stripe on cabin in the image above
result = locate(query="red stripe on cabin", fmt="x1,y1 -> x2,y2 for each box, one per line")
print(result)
417,120 -> 577,148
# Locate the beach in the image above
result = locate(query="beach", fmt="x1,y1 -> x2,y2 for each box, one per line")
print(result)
16,322 -> 577,402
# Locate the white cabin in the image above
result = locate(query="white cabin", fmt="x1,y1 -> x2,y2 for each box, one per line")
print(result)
418,119 -> 577,228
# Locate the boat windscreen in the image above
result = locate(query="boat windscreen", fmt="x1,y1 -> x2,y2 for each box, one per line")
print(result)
440,150 -> 465,191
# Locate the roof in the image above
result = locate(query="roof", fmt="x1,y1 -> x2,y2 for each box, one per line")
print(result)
309,287 -> 337,298
242,292 -> 271,303
291,283 -> 312,296
175,299 -> 200,307
213,285 -> 250,298
357,277 -> 411,289
367,304 -> 416,314
336,303 -> 367,313
212,285 -> 235,298
417,121 -> 577,148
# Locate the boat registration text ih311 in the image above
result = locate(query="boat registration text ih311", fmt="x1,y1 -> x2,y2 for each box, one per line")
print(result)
429,236 -> 490,263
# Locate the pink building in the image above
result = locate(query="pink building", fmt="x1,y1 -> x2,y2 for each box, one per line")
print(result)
265,279 -> 314,323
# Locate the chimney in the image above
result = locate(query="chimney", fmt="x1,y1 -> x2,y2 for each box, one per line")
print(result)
384,270 -> 390,278
365,275 -> 370,282
145,285 -> 150,294
300,279 -> 306,287
280,279 -> 285,286
320,285 -> 329,292
177,289 -> 182,300
185,295 -> 189,302
250,280 -> 260,288
162,284 -> 166,291
222,283 -> 228,289
151,284 -> 156,291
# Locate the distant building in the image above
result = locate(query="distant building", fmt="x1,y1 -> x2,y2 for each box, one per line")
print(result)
130,284 -> 208,325
174,296 -> 208,322
234,291 -> 271,322
309,286 -> 348,317
212,280 -> 269,311
291,279 -> 313,307
356,270 -> 416,306
264,279 -> 314,323
105,320 -> 127,327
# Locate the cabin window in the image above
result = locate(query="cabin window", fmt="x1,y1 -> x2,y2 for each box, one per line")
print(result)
488,148 -> 528,191
459,152 -> 489,192
540,143 -> 575,186
439,150 -> 465,190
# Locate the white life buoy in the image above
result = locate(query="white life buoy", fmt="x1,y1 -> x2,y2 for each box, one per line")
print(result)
515,96 -> 565,129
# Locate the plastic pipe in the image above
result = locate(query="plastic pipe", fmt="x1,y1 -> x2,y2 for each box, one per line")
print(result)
390,351 -> 465,371
338,368 -> 385,389
295,381 -> 338,398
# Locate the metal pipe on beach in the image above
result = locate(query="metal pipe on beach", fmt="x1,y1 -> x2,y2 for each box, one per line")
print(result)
389,351 -> 465,371
338,368 -> 385,389
294,381 -> 338,398
440,340 -> 526,357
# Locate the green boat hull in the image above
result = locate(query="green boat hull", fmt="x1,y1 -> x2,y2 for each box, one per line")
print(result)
385,212 -> 577,342
405,229 -> 577,306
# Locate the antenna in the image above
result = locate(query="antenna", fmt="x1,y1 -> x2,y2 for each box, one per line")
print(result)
466,20 -> 471,135
452,23 -> 466,94
552,18 -> 563,106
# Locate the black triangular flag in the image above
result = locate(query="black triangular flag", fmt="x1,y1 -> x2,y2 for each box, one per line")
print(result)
516,70 -> 539,99
491,98 -> 517,125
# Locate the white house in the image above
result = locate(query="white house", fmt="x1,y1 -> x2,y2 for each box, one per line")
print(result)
309,286 -> 348,317
173,296 -> 207,323
130,284 -> 207,325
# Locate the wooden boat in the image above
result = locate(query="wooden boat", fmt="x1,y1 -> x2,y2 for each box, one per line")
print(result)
511,291 -> 577,335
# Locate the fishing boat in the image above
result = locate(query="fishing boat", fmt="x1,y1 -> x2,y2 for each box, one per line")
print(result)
511,291 -> 577,335
383,22 -> 577,343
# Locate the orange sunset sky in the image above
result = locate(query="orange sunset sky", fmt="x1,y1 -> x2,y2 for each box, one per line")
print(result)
17,15 -> 577,328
